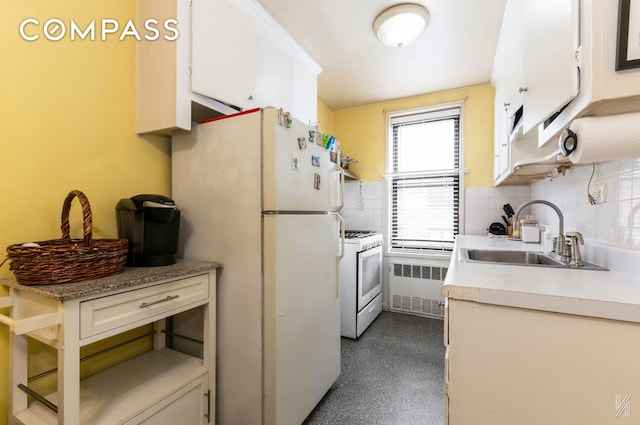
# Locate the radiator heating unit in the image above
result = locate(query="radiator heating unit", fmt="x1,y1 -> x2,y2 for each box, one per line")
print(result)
389,262 -> 447,319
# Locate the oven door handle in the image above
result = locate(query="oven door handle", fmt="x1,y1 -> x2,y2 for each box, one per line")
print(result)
336,213 -> 345,298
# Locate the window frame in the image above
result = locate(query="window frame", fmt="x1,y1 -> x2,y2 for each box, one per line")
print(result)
384,102 -> 465,258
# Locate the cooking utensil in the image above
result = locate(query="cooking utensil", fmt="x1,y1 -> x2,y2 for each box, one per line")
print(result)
502,215 -> 510,226
503,203 -> 515,217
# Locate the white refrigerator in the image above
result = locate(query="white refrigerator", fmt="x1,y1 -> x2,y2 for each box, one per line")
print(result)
172,107 -> 345,425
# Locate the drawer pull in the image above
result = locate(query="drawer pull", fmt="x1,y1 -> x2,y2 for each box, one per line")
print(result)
139,295 -> 179,308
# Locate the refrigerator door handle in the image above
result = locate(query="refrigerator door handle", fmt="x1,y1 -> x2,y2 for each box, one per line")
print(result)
336,213 -> 345,298
336,167 -> 345,211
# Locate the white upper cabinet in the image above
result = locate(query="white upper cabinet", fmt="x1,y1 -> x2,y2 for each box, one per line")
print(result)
190,0 -> 321,125
493,86 -> 510,182
253,29 -> 320,125
521,0 -> 580,133
247,0 -> 322,125
500,0 -> 525,118
254,33 -> 294,113
492,0 -> 519,183
292,56 -> 319,126
137,0 -> 321,135
537,0 -> 640,147
492,0 -> 573,185
191,0 -> 257,109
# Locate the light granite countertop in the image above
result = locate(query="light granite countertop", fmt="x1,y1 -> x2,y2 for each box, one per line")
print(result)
442,235 -> 640,323
0,259 -> 220,302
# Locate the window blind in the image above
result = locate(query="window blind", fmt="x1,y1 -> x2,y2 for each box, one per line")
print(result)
388,107 -> 461,252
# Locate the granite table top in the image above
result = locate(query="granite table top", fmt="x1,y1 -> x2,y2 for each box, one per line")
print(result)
0,259 -> 220,302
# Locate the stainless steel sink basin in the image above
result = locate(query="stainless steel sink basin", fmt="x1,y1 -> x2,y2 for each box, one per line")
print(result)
463,249 -> 564,265
459,248 -> 608,271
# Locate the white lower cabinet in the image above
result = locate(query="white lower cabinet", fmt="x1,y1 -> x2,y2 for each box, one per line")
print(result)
443,347 -> 450,425
446,299 -> 640,424
3,264 -> 217,425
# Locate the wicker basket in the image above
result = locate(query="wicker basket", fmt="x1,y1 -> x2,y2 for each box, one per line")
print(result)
4,190 -> 128,285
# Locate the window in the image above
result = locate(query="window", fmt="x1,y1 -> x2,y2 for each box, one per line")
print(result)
386,105 -> 462,253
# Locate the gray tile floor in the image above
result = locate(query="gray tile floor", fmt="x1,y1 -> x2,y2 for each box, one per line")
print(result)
303,311 -> 445,425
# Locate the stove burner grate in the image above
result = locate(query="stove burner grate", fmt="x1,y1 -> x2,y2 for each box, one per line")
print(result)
345,230 -> 376,239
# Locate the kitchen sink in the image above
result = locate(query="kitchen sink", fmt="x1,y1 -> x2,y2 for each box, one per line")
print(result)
458,248 -> 608,271
463,249 -> 564,265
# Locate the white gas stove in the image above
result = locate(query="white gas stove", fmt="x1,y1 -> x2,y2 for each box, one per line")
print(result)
341,230 -> 383,338
344,230 -> 384,252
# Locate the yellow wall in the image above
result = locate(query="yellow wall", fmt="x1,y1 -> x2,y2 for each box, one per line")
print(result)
317,99 -> 335,135
1,1 -> 171,422
332,84 -> 495,187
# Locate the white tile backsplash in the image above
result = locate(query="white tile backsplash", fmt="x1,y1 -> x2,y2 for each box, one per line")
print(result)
341,181 -> 384,233
464,186 -> 530,235
529,160 -> 640,249
346,159 -> 640,263
464,159 -> 640,253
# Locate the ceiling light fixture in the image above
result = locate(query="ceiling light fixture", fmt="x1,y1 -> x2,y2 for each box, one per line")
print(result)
373,3 -> 430,48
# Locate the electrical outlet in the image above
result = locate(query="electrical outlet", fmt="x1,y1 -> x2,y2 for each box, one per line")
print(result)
590,184 -> 605,203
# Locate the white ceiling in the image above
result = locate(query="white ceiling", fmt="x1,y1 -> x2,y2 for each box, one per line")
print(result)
256,0 -> 507,110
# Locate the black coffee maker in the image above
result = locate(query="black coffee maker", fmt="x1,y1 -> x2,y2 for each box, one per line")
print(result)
116,194 -> 180,267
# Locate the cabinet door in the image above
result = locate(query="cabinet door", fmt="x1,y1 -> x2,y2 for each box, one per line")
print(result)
501,0 -> 524,114
497,104 -> 510,180
522,0 -> 579,133
492,0 -> 522,182
447,300 -> 640,424
494,98 -> 506,181
292,58 -> 318,125
191,0 -> 256,109
130,375 -> 209,425
254,35 -> 293,113
493,82 -> 510,181
252,32 -> 318,125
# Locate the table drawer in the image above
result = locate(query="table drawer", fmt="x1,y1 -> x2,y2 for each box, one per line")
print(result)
80,274 -> 209,339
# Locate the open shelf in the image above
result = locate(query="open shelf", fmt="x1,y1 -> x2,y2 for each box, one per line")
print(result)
13,349 -> 207,425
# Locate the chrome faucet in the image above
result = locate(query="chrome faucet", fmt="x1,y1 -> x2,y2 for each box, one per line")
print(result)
513,200 -> 567,260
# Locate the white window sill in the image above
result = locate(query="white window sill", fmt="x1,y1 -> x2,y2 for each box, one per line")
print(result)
385,249 -> 452,263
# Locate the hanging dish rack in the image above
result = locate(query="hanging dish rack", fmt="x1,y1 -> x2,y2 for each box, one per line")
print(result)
340,154 -> 359,180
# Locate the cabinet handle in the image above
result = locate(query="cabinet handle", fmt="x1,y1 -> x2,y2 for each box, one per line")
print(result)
205,390 -> 211,423
519,87 -> 528,93
139,295 -> 179,308
248,95 -> 254,101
